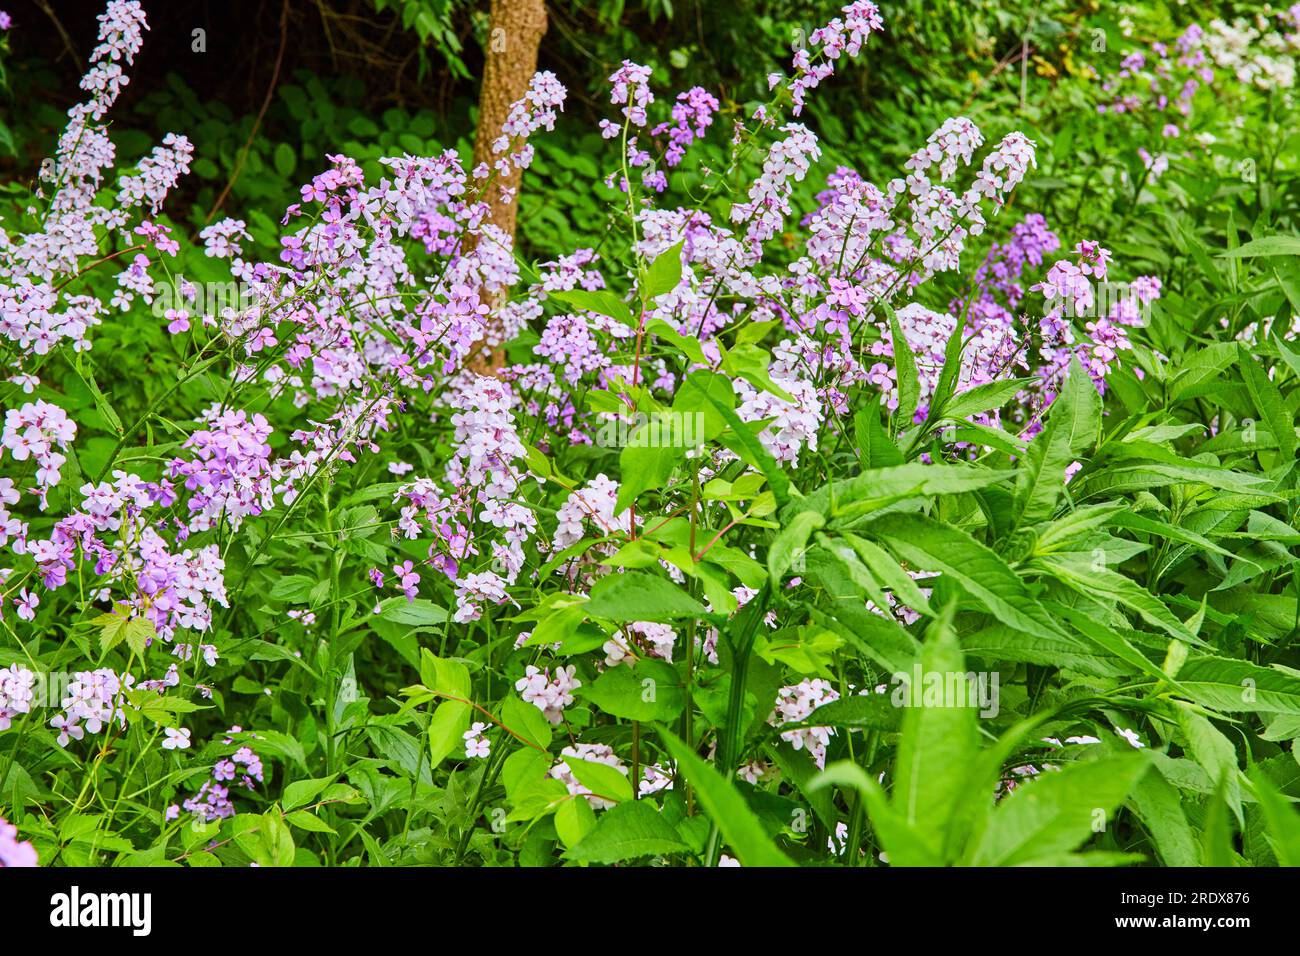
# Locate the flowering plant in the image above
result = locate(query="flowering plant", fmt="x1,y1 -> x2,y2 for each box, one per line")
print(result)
2,0 -> 1300,869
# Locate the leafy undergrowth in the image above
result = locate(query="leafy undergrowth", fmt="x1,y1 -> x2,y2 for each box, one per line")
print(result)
3,2 -> 1300,868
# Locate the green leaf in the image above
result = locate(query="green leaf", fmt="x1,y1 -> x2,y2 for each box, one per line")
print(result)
550,288 -> 635,326
705,391 -> 791,508
886,304 -> 920,427
273,142 -> 296,177
870,513 -> 1066,640
969,753 -> 1151,866
893,604 -> 981,858
811,761 -> 943,866
853,404 -> 903,468
421,653 -> 473,767
800,462 -> 1012,521
642,240 -> 684,300
803,549 -> 921,674
284,810 -> 336,834
1249,766 -> 1300,866
1202,775 -> 1240,866
615,434 -> 686,515
1129,769 -> 1200,867
94,604 -> 154,656
72,354 -> 124,436
658,728 -> 794,867
428,700 -> 472,767
843,532 -> 934,618
1240,343 -> 1296,461
579,658 -> 684,721
937,377 -> 1035,423
613,370 -> 732,514
566,799 -> 688,863
1217,234 -> 1300,258
1011,356 -> 1100,534
647,318 -> 709,365
554,796 -> 598,849
1032,554 -> 1202,646
584,572 -> 710,623
721,343 -> 796,403
564,757 -> 634,804
377,597 -> 447,626
1174,655 -> 1300,715
282,775 -> 337,812
501,692 -> 553,749
1177,704 -> 1242,825
768,510 -> 824,588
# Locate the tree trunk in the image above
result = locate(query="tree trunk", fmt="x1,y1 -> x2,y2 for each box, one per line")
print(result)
467,0 -> 548,375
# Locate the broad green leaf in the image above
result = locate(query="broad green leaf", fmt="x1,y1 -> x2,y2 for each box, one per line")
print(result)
721,343 -> 796,402
1174,655 -> 1300,715
282,775 -> 337,812
642,240 -> 684,300
566,799 -> 688,863
970,753 -> 1151,866
554,796 -> 598,849
768,509 -> 824,587
502,692 -> 553,749
564,757 -> 634,804
378,597 -> 447,626
658,729 -> 794,867
1011,356 -> 1100,534
1249,766 -> 1300,866
579,658 -> 684,721
1129,769 -> 1199,867
549,288 -> 634,326
893,604 -> 981,858
937,377 -> 1035,423
853,404 -> 903,468
583,572 -> 710,623
870,513 -> 1067,640
1218,234 -> 1300,258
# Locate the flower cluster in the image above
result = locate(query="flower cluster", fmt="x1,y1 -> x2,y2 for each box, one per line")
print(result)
550,743 -> 628,810
0,663 -> 36,731
168,407 -> 278,532
789,1 -> 885,115
2,400 -> 77,504
770,679 -> 840,769
0,814 -> 37,867
175,730 -> 265,822
515,664 -> 581,725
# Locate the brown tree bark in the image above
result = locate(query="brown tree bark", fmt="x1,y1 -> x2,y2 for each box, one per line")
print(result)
472,0 -> 548,241
467,0 -> 548,375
